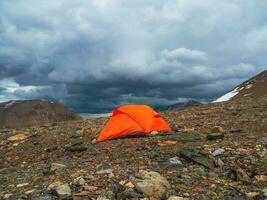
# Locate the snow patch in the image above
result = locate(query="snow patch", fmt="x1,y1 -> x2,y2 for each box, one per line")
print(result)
213,87 -> 240,103
245,84 -> 253,89
4,101 -> 17,109
80,113 -> 112,119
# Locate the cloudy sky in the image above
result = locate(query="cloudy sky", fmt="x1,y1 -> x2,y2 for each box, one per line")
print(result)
0,0 -> 266,112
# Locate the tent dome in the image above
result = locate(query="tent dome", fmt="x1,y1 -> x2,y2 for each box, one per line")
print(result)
97,105 -> 171,142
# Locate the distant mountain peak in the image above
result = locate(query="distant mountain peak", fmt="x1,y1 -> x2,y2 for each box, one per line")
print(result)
155,100 -> 201,111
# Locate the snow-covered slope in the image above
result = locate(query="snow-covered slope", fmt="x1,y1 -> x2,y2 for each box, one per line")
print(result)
213,70 -> 267,103
213,87 -> 242,103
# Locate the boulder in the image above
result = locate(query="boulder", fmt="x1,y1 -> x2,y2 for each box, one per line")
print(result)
131,170 -> 170,198
55,184 -> 72,199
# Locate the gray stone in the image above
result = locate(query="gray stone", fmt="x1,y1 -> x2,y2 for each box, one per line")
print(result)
32,195 -> 53,200
131,170 -> 170,198
96,168 -> 113,175
159,156 -> 183,171
75,129 -> 83,135
169,156 -> 183,165
212,148 -> 225,156
50,163 -> 67,172
55,184 -> 71,198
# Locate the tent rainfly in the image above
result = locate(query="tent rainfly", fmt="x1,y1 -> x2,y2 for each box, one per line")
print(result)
97,105 -> 171,142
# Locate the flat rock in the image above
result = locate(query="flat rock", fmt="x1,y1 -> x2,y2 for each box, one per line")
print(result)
83,185 -> 98,191
8,133 -> 28,142
207,132 -> 224,140
65,145 -> 87,152
246,192 -> 260,198
262,188 -> 267,196
32,195 -> 53,200
168,196 -> 189,200
50,163 -> 67,172
3,194 -> 13,199
230,128 -> 242,133
96,168 -> 113,175
25,189 -> 36,195
47,181 -> 64,190
255,175 -> 267,182
158,156 -> 183,171
16,183 -> 29,187
222,196 -> 251,200
179,148 -> 214,169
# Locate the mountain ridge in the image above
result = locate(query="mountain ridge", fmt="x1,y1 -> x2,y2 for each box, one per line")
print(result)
0,99 -> 81,128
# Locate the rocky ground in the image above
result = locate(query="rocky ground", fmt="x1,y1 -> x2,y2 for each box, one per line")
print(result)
0,96 -> 267,200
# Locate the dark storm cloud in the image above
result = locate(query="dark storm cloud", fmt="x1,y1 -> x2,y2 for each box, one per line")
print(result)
0,0 -> 267,112
0,87 -> 6,92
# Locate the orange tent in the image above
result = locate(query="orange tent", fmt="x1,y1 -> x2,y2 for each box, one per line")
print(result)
97,105 -> 171,142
